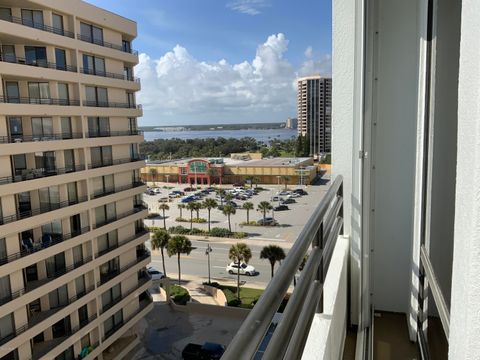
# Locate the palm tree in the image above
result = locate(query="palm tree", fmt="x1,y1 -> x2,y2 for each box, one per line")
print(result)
222,204 -> 236,232
281,175 -> 290,190
194,201 -> 203,219
245,175 -> 255,188
242,202 -> 254,223
203,198 -> 218,231
260,245 -> 286,278
149,167 -> 158,186
178,203 -> 185,219
158,203 -> 170,229
167,235 -> 192,284
216,189 -> 226,206
229,243 -> 252,299
257,201 -> 273,224
253,176 -> 260,188
151,228 -> 170,276
207,167 -> 218,184
224,192 -> 234,203
186,202 -> 197,230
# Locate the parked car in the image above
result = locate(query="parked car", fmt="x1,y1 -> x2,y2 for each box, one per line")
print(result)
281,198 -> 296,204
293,189 -> 308,195
144,189 -> 155,196
182,342 -> 225,360
184,187 -> 195,192
181,196 -> 195,203
153,188 -> 162,194
272,196 -> 284,202
257,217 -> 278,226
169,192 -> 181,198
288,193 -> 301,198
226,262 -> 256,276
279,190 -> 290,196
274,205 -> 289,211
158,197 -> 169,203
147,267 -> 165,280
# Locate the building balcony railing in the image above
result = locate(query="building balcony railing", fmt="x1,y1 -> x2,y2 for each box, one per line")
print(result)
222,176 -> 344,360
0,195 -> 88,226
93,205 -> 146,231
88,156 -> 145,170
82,100 -> 141,109
0,15 -> 75,38
100,272 -> 150,314
0,284 -> 95,347
0,132 -> 83,144
0,164 -> 86,186
86,129 -> 143,138
97,251 -> 150,288
96,229 -> 148,258
0,54 -> 77,72
0,96 -> 80,106
92,181 -> 145,200
0,226 -> 90,267
80,67 -> 140,83
76,34 -> 138,56
102,294 -> 152,341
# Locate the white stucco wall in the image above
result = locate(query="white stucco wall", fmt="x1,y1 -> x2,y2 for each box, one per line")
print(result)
449,0 -> 480,357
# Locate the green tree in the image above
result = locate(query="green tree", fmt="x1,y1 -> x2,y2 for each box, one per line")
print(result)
224,192 -> 234,203
194,201 -> 203,219
242,202 -> 254,223
228,243 -> 252,299
281,176 -> 290,190
260,245 -> 286,278
216,189 -> 226,206
296,135 -> 304,157
177,203 -> 185,219
186,202 -> 197,230
158,202 -> 170,230
151,229 -> 170,276
222,204 -> 236,232
167,235 -> 192,285
257,201 -> 273,224
245,175 -> 255,188
149,167 -> 158,186
303,135 -> 310,157
207,167 -> 218,183
203,198 -> 218,232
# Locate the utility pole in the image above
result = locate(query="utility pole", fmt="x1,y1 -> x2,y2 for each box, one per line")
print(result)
205,244 -> 213,284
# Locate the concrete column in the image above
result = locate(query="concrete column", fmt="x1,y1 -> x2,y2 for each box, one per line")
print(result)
449,0 -> 480,357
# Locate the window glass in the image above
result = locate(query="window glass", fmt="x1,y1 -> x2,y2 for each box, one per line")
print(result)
0,8 -> 11,21
25,46 -> 47,66
94,57 -> 105,74
82,54 -> 94,73
95,206 -> 106,225
85,86 -> 96,103
122,40 -> 131,53
99,117 -> 109,134
8,117 -> 23,137
92,26 -> 103,44
73,245 -> 83,265
102,146 -> 112,164
58,83 -> 69,103
0,238 -> 6,261
32,10 -> 43,27
55,48 -> 66,70
64,150 -> 75,171
75,276 -> 85,296
97,88 -> 108,105
61,117 -> 72,138
80,23 -> 91,40
67,181 -> 77,202
52,14 -> 63,32
12,154 -> 26,174
104,174 -> 114,191
5,82 -> 19,102
2,45 -> 15,62
0,313 -> 13,340
106,203 -> 116,221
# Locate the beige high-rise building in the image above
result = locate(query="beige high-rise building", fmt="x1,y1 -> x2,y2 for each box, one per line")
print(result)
0,2 -> 152,360
297,75 -> 332,157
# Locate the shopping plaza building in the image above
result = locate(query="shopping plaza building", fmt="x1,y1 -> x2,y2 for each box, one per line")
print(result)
0,1 -> 151,360
142,154 -> 318,186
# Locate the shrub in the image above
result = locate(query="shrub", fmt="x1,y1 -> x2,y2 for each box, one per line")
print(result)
232,232 -> 248,239
175,217 -> 207,223
223,288 -> 241,307
240,221 -> 258,226
147,213 -> 160,219
209,227 -> 232,237
203,281 -> 221,288
170,284 -> 190,305
190,228 -> 208,235
168,225 -> 190,235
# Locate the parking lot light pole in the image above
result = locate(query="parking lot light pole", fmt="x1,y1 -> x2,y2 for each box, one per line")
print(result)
205,244 -> 213,284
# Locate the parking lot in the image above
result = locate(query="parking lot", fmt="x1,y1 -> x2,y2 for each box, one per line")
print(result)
143,181 -> 330,244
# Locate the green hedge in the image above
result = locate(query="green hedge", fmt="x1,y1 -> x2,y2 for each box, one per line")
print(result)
170,284 -> 190,305
168,226 -> 247,239
223,288 -> 241,307
175,217 -> 207,223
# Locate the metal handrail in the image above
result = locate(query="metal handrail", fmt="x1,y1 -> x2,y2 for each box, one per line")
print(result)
92,181 -> 145,199
97,251 -> 150,287
82,100 -> 141,109
101,273 -> 150,314
0,164 -> 86,186
76,34 -> 138,55
419,245 -> 450,340
1,15 -> 75,38
86,130 -> 143,138
0,55 -> 77,72
93,205 -> 146,230
0,96 -> 80,106
222,176 -> 343,360
80,67 -> 140,82
0,132 -> 83,144
96,229 -> 148,258
88,156 -> 145,170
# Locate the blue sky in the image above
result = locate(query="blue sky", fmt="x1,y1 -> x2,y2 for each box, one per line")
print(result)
87,0 -> 332,126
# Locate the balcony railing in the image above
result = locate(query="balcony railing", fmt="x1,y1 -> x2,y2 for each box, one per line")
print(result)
0,96 -> 80,106
0,54 -> 77,72
82,100 -> 141,109
93,205 -> 146,230
97,251 -> 150,287
96,229 -> 148,258
0,195 -> 88,225
0,164 -> 86,185
0,15 -> 75,38
417,245 -> 450,358
0,132 -> 83,144
92,181 -> 145,199
101,273 -> 150,314
76,34 -> 138,56
0,226 -> 90,267
86,129 -> 143,138
222,176 -> 344,360
80,67 -> 140,82
88,155 -> 145,170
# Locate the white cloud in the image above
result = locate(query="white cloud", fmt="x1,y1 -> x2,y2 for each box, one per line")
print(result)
226,0 -> 270,16
135,33 -> 331,124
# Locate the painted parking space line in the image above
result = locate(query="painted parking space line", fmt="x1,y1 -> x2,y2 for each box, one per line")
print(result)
248,237 -> 287,242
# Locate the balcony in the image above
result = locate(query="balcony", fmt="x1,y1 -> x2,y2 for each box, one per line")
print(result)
0,164 -> 85,185
0,132 -> 83,144
0,226 -> 90,267
96,229 -> 148,258
92,181 -> 145,199
100,272 -> 150,314
76,34 -> 138,56
97,250 -> 150,287
80,67 -> 140,83
82,100 -> 141,109
0,15 -> 75,38
0,54 -> 77,72
0,96 -> 80,106
86,130 -> 143,138
0,196 -> 88,225
88,156 -> 145,170
93,206 -> 146,231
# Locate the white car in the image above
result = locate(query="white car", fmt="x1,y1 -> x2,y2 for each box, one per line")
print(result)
153,188 -> 162,194
226,262 -> 256,276
147,267 -> 165,280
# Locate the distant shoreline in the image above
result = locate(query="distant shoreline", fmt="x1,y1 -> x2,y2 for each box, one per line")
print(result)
140,122 -> 296,132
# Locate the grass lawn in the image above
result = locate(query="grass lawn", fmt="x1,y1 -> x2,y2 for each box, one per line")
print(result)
221,285 -> 264,308
170,284 -> 190,305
